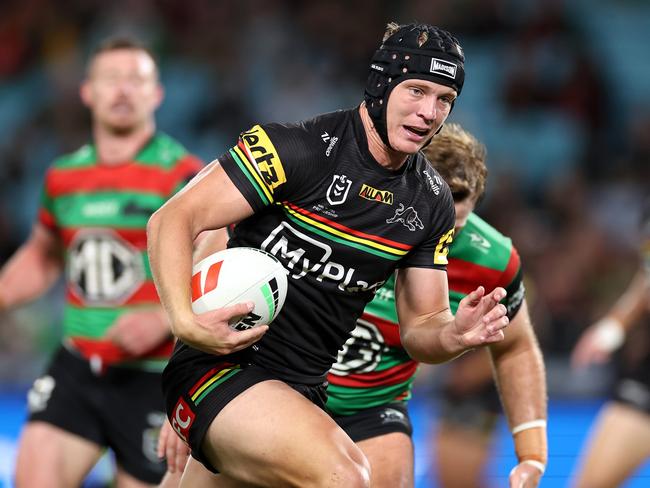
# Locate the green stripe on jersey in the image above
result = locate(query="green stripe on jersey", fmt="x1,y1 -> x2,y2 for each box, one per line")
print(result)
450,213 -> 513,271
53,192 -> 166,228
63,306 -> 126,338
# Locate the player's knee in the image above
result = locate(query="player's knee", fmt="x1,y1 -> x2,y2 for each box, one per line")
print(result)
322,455 -> 370,488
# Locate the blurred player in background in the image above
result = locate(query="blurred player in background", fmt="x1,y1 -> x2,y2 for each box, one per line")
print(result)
148,22 -> 511,488
327,123 -> 547,488
0,38 -> 203,487
570,199 -> 650,488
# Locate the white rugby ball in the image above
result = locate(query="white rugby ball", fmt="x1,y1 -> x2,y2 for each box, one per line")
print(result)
190,247 -> 288,331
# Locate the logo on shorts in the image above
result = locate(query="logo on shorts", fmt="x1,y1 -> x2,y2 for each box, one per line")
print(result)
27,375 -> 56,413
380,407 -> 408,426
171,398 -> 195,443
429,58 -> 457,79
386,204 -> 424,232
327,175 -> 352,205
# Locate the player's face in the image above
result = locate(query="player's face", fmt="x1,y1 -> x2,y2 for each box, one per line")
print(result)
81,49 -> 162,133
454,196 -> 476,230
386,80 -> 456,154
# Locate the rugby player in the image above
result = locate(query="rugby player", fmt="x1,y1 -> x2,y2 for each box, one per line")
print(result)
148,22 -> 510,487
328,123 -> 547,488
571,199 -> 650,488
0,38 -> 203,487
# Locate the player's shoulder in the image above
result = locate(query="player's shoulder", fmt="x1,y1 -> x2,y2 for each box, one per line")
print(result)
50,144 -> 96,171
452,212 -> 518,265
253,108 -> 355,156
412,153 -> 454,206
136,133 -> 198,169
464,213 -> 514,250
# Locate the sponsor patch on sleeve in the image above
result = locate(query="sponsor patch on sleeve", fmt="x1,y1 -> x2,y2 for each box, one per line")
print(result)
240,125 -> 287,192
433,228 -> 455,265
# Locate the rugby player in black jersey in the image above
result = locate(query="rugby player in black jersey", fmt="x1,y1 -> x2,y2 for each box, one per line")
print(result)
571,199 -> 650,488
148,23 -> 510,487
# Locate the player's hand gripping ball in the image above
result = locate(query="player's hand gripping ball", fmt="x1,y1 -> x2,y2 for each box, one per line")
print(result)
191,247 -> 288,331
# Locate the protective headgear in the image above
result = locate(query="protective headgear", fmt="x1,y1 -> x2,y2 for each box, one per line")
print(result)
364,23 -> 465,148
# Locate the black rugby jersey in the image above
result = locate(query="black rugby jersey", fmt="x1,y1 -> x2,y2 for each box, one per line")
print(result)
179,107 -> 455,383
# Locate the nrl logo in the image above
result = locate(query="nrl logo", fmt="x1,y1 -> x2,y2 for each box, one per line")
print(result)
327,174 -> 352,206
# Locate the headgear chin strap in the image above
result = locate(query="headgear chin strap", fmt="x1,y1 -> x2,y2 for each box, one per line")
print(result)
364,24 -> 465,149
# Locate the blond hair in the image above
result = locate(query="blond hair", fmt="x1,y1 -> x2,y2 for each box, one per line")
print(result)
423,123 -> 487,202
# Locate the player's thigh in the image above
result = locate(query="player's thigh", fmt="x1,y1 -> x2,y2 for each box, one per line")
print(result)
573,402 -> 650,488
178,458 -> 257,488
105,369 -> 167,484
357,432 -> 413,488
15,421 -> 103,488
204,380 -> 370,488
435,423 -> 492,488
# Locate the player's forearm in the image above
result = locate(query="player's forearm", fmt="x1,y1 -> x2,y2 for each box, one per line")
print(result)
491,333 -> 547,425
400,310 -> 467,364
0,243 -> 62,311
605,269 -> 648,331
147,207 -> 197,338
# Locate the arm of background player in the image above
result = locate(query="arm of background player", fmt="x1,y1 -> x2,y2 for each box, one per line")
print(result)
489,299 -> 547,487
147,160 -> 268,354
0,222 -> 63,312
395,267 -> 509,363
571,267 -> 649,368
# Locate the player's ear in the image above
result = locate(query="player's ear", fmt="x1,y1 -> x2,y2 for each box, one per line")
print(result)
153,83 -> 164,110
80,80 -> 92,108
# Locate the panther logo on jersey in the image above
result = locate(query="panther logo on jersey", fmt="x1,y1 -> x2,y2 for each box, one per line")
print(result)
386,203 -> 424,231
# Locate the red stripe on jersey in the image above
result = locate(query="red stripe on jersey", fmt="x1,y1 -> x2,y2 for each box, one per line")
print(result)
66,282 -> 160,306
447,258 -> 507,295
61,228 -> 148,248
502,246 -> 521,286
284,202 -> 412,251
46,156 -> 201,198
38,208 -> 56,230
329,361 -> 417,388
188,363 -> 236,396
362,313 -> 401,347
68,336 -> 174,364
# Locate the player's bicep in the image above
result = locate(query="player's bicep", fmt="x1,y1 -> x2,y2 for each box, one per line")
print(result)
158,159 -> 254,238
395,267 -> 451,329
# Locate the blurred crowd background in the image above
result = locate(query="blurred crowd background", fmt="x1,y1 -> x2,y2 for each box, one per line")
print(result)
0,0 -> 648,485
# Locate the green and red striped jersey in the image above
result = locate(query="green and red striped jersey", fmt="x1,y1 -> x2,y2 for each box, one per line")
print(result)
327,212 -> 525,415
39,133 -> 203,371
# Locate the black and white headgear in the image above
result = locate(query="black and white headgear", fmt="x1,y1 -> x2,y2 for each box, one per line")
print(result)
364,23 -> 465,148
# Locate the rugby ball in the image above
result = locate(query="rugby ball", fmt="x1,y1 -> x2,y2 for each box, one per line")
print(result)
190,247 -> 288,331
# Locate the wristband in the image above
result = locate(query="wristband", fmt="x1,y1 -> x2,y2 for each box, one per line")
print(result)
512,419 -> 547,435
510,459 -> 546,476
592,318 -> 625,352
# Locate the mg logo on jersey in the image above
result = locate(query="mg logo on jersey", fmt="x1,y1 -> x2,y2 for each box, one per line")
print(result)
386,204 -> 424,231
171,398 -> 195,443
68,230 -> 145,305
327,174 -> 352,206
330,319 -> 385,376
261,222 -> 384,293
359,184 -> 393,205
